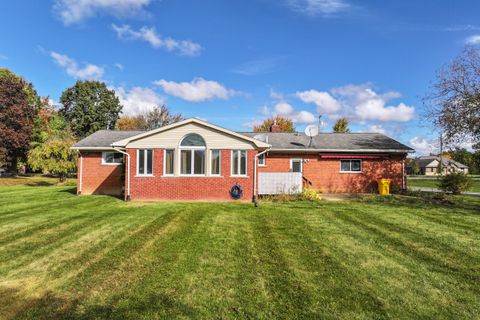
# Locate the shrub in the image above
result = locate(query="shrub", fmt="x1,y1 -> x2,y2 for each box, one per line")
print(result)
300,188 -> 321,201
437,173 -> 473,194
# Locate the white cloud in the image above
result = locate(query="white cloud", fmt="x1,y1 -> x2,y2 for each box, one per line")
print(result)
114,63 -> 124,70
50,51 -> 104,80
154,77 -> 237,102
409,136 -> 437,156
466,35 -> 480,45
285,0 -> 350,16
112,24 -> 203,56
331,84 -> 415,122
296,89 -> 341,114
366,124 -> 386,134
275,102 -> 295,115
113,86 -> 165,116
0,54 -> 7,60
54,0 -> 153,25
273,102 -> 316,124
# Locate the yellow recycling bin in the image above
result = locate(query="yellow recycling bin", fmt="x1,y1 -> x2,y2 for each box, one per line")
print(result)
377,179 -> 391,195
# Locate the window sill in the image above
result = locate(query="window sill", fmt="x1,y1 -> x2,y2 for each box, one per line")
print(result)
101,163 -> 123,166
339,171 -> 362,174
163,175 -> 225,178
135,175 -> 155,177
230,175 -> 250,178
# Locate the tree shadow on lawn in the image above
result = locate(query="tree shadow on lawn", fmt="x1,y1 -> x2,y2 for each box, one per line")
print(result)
0,286 -> 195,320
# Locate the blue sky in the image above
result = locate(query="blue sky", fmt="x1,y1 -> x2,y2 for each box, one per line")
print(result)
1,0 -> 479,154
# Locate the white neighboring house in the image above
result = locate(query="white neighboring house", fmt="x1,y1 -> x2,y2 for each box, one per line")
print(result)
417,156 -> 469,175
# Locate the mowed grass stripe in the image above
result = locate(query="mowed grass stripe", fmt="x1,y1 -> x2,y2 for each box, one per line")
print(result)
264,203 -> 392,319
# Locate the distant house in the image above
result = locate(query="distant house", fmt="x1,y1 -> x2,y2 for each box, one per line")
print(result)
416,156 -> 469,175
71,118 -> 414,201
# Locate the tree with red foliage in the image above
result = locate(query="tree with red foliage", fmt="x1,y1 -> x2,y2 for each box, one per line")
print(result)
0,70 -> 37,173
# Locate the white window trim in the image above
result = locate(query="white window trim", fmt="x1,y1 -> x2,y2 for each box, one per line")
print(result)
101,151 -> 123,165
136,149 -> 154,176
290,158 -> 303,173
210,149 -> 221,176
258,153 -> 266,167
179,148 -> 207,176
163,149 -> 174,176
231,150 -> 248,176
339,159 -> 362,173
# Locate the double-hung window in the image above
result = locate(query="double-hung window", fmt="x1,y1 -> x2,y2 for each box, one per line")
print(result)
180,134 -> 206,175
102,152 -> 123,165
137,149 -> 153,175
340,159 -> 362,173
211,149 -> 221,175
231,150 -> 247,176
164,149 -> 174,175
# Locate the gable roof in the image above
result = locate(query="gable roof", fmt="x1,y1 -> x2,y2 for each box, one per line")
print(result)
417,156 -> 468,169
71,130 -> 144,150
111,118 -> 270,148
240,132 -> 414,153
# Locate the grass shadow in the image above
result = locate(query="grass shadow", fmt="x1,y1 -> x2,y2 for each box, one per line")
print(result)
0,286 -> 195,320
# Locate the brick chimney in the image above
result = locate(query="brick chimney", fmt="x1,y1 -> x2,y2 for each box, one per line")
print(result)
270,120 -> 281,133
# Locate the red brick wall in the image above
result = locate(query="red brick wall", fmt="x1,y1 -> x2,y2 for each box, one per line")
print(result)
258,153 -> 406,193
127,148 -> 256,201
78,152 -> 124,195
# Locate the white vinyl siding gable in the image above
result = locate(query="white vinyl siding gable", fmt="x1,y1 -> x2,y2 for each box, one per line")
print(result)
126,123 -> 256,149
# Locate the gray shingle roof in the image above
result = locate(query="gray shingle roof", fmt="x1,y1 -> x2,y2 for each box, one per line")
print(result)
72,130 -> 144,149
72,128 -> 414,153
240,132 -> 414,152
417,156 -> 468,169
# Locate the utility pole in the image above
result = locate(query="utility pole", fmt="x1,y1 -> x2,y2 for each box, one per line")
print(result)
439,133 -> 443,176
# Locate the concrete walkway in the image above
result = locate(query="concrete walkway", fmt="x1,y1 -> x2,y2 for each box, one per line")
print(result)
408,187 -> 480,197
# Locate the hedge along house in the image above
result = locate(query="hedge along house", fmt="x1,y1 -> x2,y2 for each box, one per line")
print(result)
71,118 -> 414,201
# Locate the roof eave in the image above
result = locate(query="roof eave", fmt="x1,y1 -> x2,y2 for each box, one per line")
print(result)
268,148 -> 414,153
70,146 -> 117,151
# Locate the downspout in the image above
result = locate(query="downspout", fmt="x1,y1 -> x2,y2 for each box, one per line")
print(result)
113,147 -> 131,201
253,148 -> 270,207
402,155 -> 406,191
78,151 -> 83,195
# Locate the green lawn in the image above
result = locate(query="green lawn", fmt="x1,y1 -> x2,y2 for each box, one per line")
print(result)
0,180 -> 479,319
408,177 -> 480,192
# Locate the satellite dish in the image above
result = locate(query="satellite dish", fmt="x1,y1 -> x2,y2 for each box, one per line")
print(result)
304,125 -> 319,137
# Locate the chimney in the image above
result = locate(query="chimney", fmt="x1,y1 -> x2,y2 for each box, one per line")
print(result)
271,120 -> 280,133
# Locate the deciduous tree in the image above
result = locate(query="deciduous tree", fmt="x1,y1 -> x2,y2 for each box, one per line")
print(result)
28,132 -> 77,182
60,81 -> 122,138
424,46 -> 480,146
144,105 -> 184,129
253,116 -> 295,132
115,105 -> 184,130
0,69 -> 38,173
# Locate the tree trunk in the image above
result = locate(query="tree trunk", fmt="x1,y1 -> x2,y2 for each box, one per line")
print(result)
59,173 -> 66,183
7,157 -> 18,176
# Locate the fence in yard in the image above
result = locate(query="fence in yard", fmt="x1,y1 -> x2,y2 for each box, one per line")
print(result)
258,172 -> 303,195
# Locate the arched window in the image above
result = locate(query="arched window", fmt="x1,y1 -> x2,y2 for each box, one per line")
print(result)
180,134 -> 206,175
180,133 -> 206,147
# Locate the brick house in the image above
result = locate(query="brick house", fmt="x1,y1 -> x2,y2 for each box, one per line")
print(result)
71,118 -> 414,201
